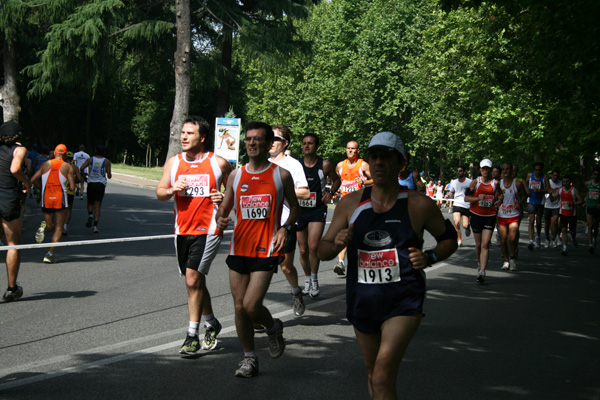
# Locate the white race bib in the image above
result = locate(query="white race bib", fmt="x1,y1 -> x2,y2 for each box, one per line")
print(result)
341,180 -> 359,193
479,195 -> 494,208
357,249 -> 401,284
500,204 -> 515,215
299,192 -> 317,208
590,190 -> 599,200
180,174 -> 210,197
561,201 -> 573,210
530,181 -> 541,190
240,194 -> 272,219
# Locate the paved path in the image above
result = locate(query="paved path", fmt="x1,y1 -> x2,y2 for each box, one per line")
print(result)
1,179 -> 598,400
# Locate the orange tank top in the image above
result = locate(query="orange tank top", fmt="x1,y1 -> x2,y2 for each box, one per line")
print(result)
41,159 -> 67,209
172,152 -> 223,235
229,163 -> 284,258
426,184 -> 435,197
470,177 -> 496,216
559,187 -> 576,216
339,159 -> 365,197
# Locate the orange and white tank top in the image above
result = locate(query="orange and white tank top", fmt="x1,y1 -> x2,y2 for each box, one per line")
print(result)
559,187 -> 576,216
229,163 -> 284,258
41,159 -> 67,209
470,176 -> 496,216
426,183 -> 435,197
171,152 -> 222,235
339,159 -> 365,197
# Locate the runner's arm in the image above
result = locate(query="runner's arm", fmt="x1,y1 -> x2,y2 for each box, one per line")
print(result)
11,146 -> 30,193
360,161 -> 373,186
322,159 -> 340,203
215,169 -> 238,230
105,159 -> 112,179
318,194 -> 356,261
156,156 -> 177,201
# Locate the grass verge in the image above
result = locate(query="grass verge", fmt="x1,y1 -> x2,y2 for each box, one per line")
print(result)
112,164 -> 162,181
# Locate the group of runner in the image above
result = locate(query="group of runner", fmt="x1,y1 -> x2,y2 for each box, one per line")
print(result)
444,159 -> 599,283
1,120 -> 112,302
156,118 -> 457,400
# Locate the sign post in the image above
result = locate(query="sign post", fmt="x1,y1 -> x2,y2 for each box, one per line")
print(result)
214,118 -> 241,168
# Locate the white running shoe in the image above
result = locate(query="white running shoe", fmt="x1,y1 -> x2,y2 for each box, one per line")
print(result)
501,261 -> 509,270
302,280 -> 311,296
509,258 -> 517,271
309,280 -> 320,298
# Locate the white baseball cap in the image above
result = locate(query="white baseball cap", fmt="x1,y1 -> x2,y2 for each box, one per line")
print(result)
367,131 -> 406,157
480,158 -> 493,168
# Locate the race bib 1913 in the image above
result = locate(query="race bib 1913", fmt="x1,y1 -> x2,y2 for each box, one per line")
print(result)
357,248 -> 401,284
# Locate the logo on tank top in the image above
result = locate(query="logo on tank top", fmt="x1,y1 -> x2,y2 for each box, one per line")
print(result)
241,183 -> 249,192
363,230 -> 392,247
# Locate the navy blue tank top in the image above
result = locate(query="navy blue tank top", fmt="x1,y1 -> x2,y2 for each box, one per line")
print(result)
346,186 -> 426,324
299,157 -> 327,212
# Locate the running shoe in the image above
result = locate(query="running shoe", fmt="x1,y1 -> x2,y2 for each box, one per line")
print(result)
235,356 -> 259,378
43,254 -> 56,264
2,285 -> 23,302
501,261 -> 509,270
63,224 -> 68,236
201,319 -> 222,351
333,260 -> 345,276
553,239 -> 559,249
457,239 -> 462,247
35,221 -> 46,243
535,237 -> 541,249
465,225 -> 471,237
293,293 -> 305,316
572,237 -> 579,248
528,241 -> 534,251
179,334 -> 200,355
545,239 -> 550,248
93,226 -> 99,234
509,258 -> 517,271
75,188 -> 80,197
309,280 -> 320,298
253,324 -> 267,334
561,248 -> 568,256
268,319 -> 285,358
302,280 -> 311,296
476,269 -> 485,283
86,216 -> 93,228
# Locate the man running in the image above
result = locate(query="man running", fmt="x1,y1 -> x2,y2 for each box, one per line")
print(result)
584,167 -> 600,254
435,179 -> 444,208
156,115 -> 231,356
268,125 -> 310,316
446,165 -> 472,247
543,169 -> 562,248
465,159 -> 497,283
63,151 -> 82,236
333,140 -> 372,275
397,152 -> 425,192
73,145 -> 90,199
1,121 -> 30,302
495,163 -> 527,271
80,145 -> 112,233
318,131 -> 457,399
216,122 -> 299,378
550,175 -> 583,256
30,144 -> 76,263
297,133 -> 340,298
525,162 -> 549,250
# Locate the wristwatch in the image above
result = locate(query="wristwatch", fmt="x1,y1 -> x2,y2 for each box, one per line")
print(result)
424,250 -> 438,267
282,224 -> 293,234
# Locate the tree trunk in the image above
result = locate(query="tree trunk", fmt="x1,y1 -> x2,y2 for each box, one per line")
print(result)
166,0 -> 191,160
1,34 -> 21,122
215,26 -> 233,117
439,148 -> 446,183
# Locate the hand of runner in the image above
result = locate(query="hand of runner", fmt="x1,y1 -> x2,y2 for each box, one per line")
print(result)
334,223 -> 354,248
273,227 -> 288,253
216,216 -> 231,230
408,247 -> 427,270
210,189 -> 224,205
172,177 -> 188,192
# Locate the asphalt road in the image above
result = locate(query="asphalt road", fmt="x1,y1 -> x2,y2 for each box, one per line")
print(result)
1,177 -> 599,400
